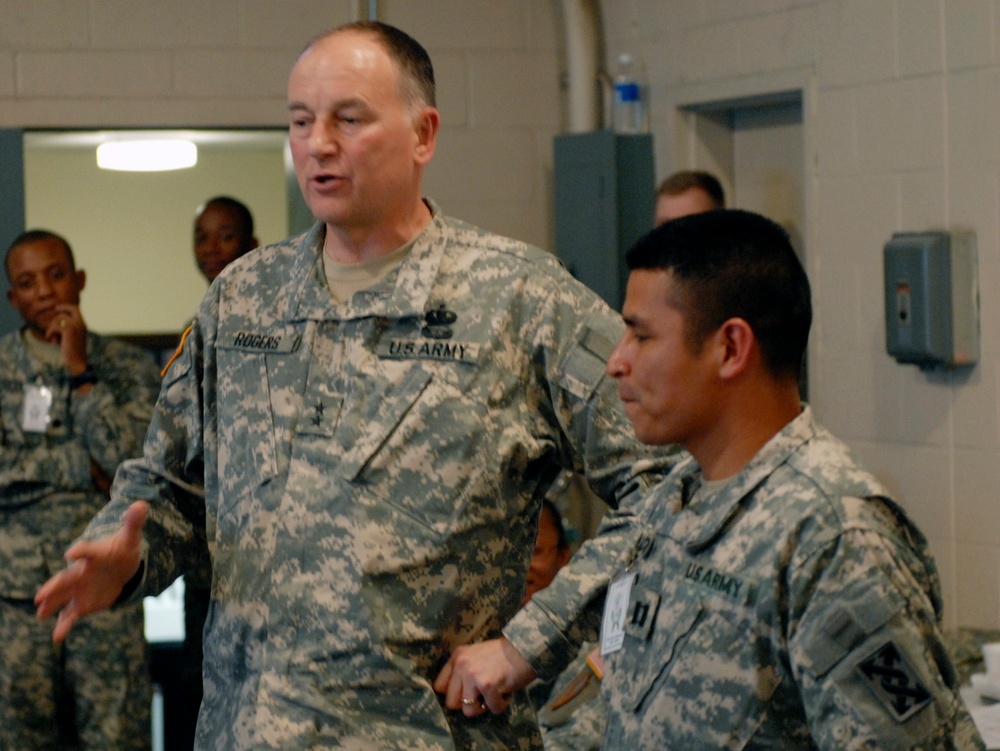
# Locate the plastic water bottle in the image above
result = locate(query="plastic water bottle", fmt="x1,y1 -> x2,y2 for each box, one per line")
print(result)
612,53 -> 644,134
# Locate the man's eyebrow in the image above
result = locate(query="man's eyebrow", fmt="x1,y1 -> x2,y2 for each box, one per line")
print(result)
289,96 -> 369,109
16,263 -> 58,278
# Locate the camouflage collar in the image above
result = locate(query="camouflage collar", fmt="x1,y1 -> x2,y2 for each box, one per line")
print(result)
288,200 -> 448,323
665,407 -> 816,551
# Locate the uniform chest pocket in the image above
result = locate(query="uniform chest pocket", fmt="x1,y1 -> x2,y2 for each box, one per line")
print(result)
334,363 -> 432,483
216,351 -> 278,496
611,582 -> 704,713
606,574 -> 778,751
335,359 -> 489,539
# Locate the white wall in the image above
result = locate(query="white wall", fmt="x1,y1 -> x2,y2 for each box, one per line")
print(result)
24,136 -> 288,333
3,0 -> 1000,630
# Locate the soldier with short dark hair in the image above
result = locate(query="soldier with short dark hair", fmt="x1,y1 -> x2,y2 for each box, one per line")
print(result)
654,169 -> 725,225
439,209 -> 984,750
524,500 -> 606,751
192,196 -> 258,283
0,229 -> 159,750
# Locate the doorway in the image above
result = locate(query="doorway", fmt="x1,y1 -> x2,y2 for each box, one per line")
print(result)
0,127 -> 314,338
681,91 -> 807,396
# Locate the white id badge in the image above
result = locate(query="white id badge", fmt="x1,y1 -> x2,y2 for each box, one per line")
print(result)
601,571 -> 636,656
22,383 -> 53,433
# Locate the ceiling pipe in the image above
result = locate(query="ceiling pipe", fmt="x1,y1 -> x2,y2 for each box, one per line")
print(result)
560,0 -> 605,133
353,0 -> 378,20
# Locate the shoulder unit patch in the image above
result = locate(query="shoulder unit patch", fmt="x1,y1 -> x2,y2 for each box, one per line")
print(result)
855,640 -> 933,722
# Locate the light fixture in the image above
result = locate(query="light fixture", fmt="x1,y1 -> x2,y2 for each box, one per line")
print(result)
96,139 -> 198,171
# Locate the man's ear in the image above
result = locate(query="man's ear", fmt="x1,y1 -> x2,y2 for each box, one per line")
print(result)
717,317 -> 755,380
413,106 -> 440,165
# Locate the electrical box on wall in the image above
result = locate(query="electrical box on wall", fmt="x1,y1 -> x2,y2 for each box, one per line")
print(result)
883,230 -> 978,371
553,131 -> 654,312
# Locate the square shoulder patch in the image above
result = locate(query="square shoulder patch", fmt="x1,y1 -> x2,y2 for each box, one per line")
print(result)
855,640 -> 933,723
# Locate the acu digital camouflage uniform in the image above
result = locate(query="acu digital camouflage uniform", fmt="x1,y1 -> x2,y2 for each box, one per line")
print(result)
85,204 -> 669,751
0,330 -> 158,751
596,407 -> 984,751
533,641 -> 606,751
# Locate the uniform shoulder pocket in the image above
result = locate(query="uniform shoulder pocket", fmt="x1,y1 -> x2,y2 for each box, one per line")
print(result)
801,584 -> 903,677
558,324 -> 617,400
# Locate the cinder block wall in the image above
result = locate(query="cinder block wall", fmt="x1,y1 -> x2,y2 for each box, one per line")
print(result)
604,0 -> 1000,631
3,0 -> 999,630
0,0 -> 561,249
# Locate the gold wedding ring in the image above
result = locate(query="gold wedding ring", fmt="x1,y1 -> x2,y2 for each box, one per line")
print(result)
461,698 -> 479,706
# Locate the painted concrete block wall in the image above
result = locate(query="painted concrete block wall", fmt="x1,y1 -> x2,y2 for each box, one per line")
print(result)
604,0 -> 1000,631
0,0 -> 561,249
3,0 -> 999,631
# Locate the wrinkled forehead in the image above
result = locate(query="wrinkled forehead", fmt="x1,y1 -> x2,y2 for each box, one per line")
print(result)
292,30 -> 393,83
289,29 -> 415,112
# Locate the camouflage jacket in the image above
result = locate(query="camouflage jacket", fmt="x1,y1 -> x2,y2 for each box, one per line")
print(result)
533,641 -> 606,751
90,207 -> 670,750
0,329 -> 160,597
599,407 -> 984,751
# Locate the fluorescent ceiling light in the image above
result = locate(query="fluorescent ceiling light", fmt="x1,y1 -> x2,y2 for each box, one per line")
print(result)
96,140 -> 198,171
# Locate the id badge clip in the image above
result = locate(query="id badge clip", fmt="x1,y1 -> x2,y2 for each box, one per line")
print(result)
600,571 -> 636,656
23,383 -> 53,433
600,532 -> 653,656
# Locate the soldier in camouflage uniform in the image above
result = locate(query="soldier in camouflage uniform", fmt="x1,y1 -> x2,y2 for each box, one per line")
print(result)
443,209 -> 985,749
0,230 -> 158,750
595,209 -> 983,749
193,195 -> 258,283
35,21 -> 671,751
535,644 -> 604,751
523,501 -> 606,751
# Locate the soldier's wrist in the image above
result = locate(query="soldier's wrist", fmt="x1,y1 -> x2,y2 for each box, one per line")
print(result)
69,367 -> 98,390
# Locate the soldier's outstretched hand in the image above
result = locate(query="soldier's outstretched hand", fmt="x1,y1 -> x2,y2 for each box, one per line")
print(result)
35,501 -> 148,643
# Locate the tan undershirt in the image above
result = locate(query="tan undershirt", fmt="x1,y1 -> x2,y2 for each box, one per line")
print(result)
23,329 -> 62,367
322,238 -> 416,303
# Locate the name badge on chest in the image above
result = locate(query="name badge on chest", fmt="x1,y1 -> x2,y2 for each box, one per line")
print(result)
22,383 -> 53,433
601,572 -> 636,656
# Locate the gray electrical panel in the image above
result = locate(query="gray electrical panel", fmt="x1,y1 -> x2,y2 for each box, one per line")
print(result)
883,230 -> 979,370
553,131 -> 654,312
